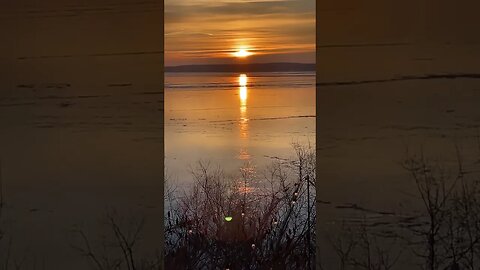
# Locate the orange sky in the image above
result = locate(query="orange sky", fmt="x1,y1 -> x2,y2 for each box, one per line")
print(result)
1,0 -> 479,73
165,0 -> 316,66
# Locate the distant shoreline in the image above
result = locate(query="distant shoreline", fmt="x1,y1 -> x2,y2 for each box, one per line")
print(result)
165,62 -> 316,73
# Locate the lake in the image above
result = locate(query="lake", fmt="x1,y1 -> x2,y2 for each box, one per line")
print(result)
164,71 -> 317,269
165,72 -> 316,189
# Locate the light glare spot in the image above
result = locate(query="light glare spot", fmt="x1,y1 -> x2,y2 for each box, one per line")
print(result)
239,74 -> 248,86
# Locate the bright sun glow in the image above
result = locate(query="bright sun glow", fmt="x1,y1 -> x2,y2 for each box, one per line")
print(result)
240,86 -> 247,101
239,74 -> 248,102
239,74 -> 248,86
233,49 -> 252,58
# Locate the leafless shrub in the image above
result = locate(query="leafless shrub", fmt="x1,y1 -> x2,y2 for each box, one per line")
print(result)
327,218 -> 402,270
401,141 -> 480,270
71,209 -> 161,270
165,143 -> 316,269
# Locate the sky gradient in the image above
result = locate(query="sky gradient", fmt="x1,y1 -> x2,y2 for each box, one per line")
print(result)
165,0 -> 316,66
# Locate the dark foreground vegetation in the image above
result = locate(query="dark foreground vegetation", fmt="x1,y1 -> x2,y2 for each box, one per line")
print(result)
3,139 -> 480,269
319,137 -> 480,270
164,142 -> 316,269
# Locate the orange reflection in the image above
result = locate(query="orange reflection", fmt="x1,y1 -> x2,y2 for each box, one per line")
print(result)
238,74 -> 250,160
240,87 -> 247,106
239,75 -> 249,140
237,78 -> 257,194
239,74 -> 248,86
238,148 -> 250,160
238,162 -> 255,193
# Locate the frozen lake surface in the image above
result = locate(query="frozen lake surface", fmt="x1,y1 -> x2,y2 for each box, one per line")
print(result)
165,72 -> 316,188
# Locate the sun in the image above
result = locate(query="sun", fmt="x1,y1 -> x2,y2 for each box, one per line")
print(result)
233,49 -> 252,58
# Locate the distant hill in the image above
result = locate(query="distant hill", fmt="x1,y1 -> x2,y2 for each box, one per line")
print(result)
165,62 -> 315,73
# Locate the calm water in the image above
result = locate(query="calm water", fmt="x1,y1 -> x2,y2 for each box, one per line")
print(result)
165,72 -> 316,187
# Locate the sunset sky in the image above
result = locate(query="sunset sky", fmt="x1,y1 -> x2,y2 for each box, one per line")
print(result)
0,0 -> 478,76
164,0 -> 316,66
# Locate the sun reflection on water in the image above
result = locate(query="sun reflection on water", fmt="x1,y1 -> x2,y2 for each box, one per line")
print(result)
239,74 -> 248,87
240,86 -> 248,103
238,74 -> 250,160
